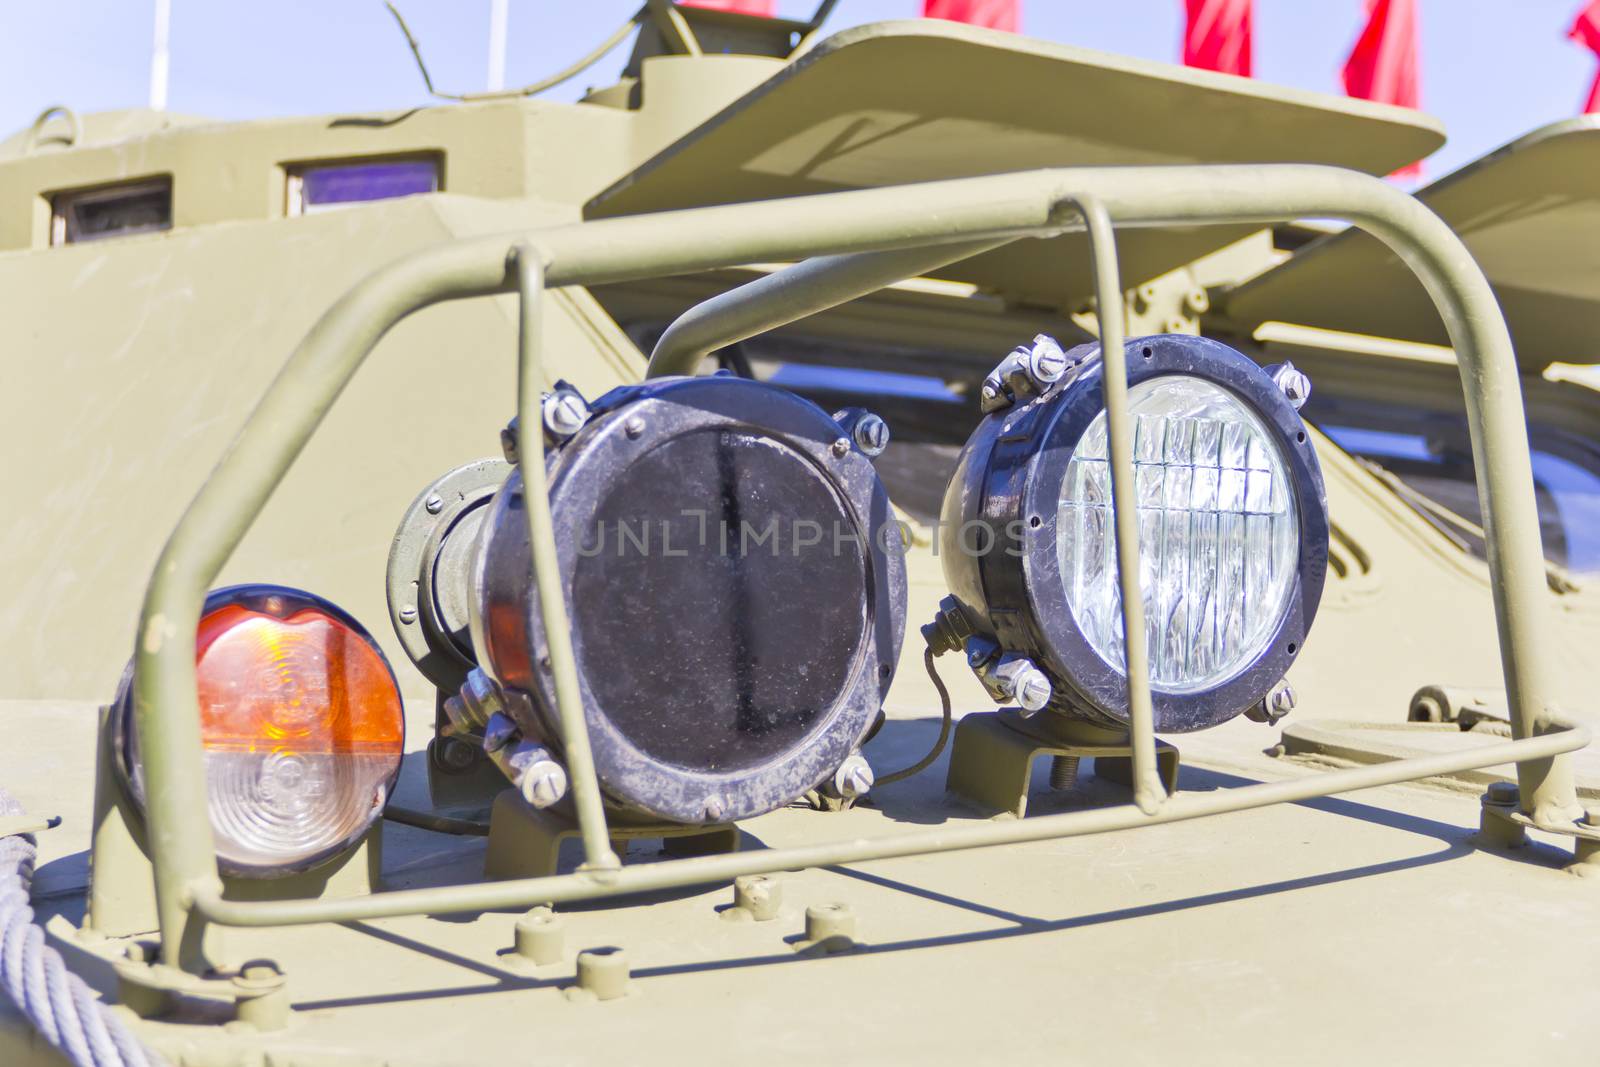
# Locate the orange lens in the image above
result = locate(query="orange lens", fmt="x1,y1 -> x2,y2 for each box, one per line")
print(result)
195,602 -> 404,756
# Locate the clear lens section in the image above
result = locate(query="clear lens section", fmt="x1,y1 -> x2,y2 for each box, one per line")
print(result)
1058,375 -> 1299,694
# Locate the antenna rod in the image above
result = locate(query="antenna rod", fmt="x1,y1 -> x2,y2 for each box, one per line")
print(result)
487,0 -> 509,91
149,0 -> 172,110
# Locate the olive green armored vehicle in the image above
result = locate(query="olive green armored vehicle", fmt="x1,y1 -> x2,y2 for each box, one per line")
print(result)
4,5 -> 1598,1065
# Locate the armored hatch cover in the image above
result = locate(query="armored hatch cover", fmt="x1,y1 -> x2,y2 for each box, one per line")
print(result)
587,19 -> 1443,311
1222,118 -> 1600,370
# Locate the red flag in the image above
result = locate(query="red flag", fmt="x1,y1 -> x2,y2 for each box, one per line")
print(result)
1183,0 -> 1252,77
1342,0 -> 1421,178
681,0 -> 775,14
1568,2 -> 1600,112
922,0 -> 1019,33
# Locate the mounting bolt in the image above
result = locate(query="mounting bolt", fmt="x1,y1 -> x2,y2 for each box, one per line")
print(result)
1245,680 -> 1296,725
1266,361 -> 1312,410
852,413 -> 890,457
832,755 -> 874,799
1049,755 -> 1081,790
1485,780 -> 1519,806
424,493 -> 444,515
1025,333 -> 1069,386
500,417 -> 520,464
542,390 -> 590,440
398,606 -> 418,625
831,436 -> 851,457
1183,287 -> 1211,316
804,903 -> 857,951
703,796 -> 727,823
514,907 -> 565,965
231,961 -> 289,1032
1580,804 -> 1600,829
574,948 -> 631,1001
519,759 -> 569,809
1013,665 -> 1052,714
625,416 -> 645,439
732,875 -> 782,922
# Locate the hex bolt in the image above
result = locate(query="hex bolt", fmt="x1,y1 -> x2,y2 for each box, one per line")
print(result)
833,755 -> 874,799
231,962 -> 289,1032
733,875 -> 782,921
851,413 -> 891,457
424,493 -> 444,515
804,903 -> 856,948
1485,780 -> 1519,806
575,947 -> 631,1001
1267,361 -> 1312,410
831,436 -> 851,457
1026,334 -> 1069,385
514,907 -> 565,965
542,390 -> 590,439
1581,804 -> 1600,829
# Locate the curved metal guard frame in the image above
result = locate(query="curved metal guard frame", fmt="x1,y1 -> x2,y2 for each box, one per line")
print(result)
128,164 -> 1585,967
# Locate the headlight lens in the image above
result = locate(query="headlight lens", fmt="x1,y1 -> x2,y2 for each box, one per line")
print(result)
1059,375 -> 1299,693
117,585 -> 404,877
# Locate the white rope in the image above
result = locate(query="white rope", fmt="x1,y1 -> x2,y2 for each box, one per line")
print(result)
0,788 -> 162,1067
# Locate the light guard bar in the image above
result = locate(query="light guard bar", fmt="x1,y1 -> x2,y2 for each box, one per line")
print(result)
129,165 -> 1589,972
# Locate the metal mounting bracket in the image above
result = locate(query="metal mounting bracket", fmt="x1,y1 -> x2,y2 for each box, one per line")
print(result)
946,709 -> 1179,818
483,790 -> 741,882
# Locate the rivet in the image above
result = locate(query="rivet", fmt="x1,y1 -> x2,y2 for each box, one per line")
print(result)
625,416 -> 645,439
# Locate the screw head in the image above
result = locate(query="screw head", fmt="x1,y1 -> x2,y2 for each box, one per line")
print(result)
833,755 -> 874,798
851,413 -> 890,457
521,761 -> 569,809
424,494 -> 444,515
1268,361 -> 1312,410
1027,334 -> 1068,384
1015,666 -> 1052,712
398,606 -> 418,624
542,391 -> 590,439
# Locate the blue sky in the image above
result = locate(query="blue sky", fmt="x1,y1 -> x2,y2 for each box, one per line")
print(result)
2,1 -> 1595,179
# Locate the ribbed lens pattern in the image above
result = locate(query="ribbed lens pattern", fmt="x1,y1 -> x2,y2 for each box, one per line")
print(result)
1058,375 -> 1298,693
207,751 -> 391,871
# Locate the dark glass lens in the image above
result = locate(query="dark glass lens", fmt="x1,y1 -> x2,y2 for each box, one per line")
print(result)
573,428 -> 868,773
300,160 -> 437,209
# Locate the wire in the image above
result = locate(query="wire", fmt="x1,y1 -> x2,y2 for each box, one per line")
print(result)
383,2 -> 645,104
874,647 -> 954,787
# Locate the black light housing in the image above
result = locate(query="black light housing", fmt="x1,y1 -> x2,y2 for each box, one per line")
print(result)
470,374 -> 908,823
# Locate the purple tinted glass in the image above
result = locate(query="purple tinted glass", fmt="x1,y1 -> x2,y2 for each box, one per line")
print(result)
301,160 -> 437,209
